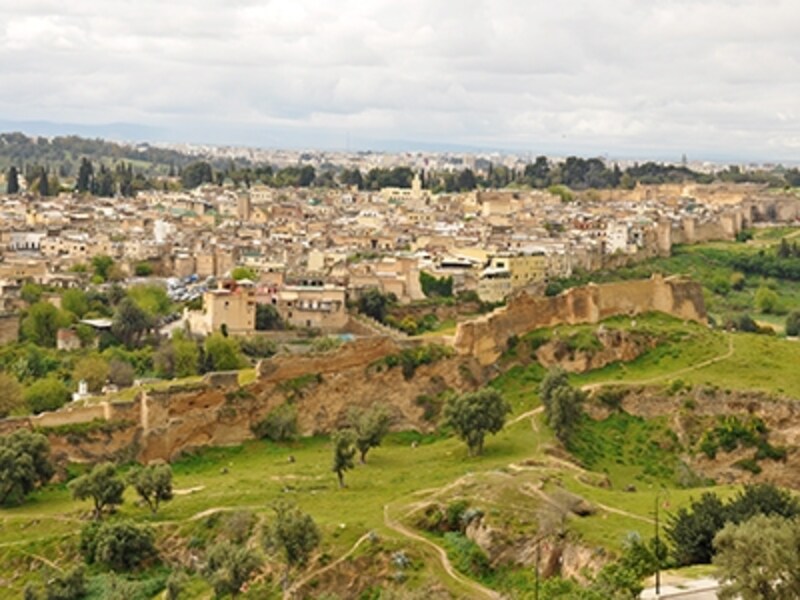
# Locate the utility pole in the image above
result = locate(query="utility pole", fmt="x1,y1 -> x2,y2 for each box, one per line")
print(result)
655,494 -> 661,597
534,540 -> 540,600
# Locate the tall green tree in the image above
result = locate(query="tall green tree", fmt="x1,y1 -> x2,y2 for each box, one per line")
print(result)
21,301 -> 70,347
112,298 -> 153,348
6,166 -> 19,194
443,389 -> 510,456
76,157 -> 94,193
539,368 -> 585,444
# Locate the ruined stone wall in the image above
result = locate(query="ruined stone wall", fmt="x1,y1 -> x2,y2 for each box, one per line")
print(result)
453,275 -> 706,365
0,313 -> 19,345
257,337 -> 400,383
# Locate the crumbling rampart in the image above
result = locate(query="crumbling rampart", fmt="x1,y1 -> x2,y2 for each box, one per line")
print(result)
454,274 -> 706,365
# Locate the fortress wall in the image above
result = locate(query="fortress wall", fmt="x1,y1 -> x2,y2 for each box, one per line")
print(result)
31,403 -> 107,428
257,337 -> 400,383
454,275 -> 706,365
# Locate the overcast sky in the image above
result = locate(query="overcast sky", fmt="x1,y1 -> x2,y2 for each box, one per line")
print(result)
1,0 -> 799,161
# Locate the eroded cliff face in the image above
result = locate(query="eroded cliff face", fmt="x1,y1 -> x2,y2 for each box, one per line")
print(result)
454,275 -> 706,366
589,387 -> 800,489
534,328 -> 657,373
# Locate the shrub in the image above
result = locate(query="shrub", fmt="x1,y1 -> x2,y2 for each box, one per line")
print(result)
0,430 -> 53,505
252,404 -> 298,442
81,520 -> 157,571
786,311 -> 800,336
24,377 -> 70,414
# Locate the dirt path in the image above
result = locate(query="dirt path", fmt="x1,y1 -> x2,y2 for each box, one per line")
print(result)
382,504 -> 503,600
285,531 -> 373,599
581,333 -> 734,392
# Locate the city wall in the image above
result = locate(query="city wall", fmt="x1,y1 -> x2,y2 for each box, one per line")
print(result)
453,274 -> 706,365
1,278 -> 706,462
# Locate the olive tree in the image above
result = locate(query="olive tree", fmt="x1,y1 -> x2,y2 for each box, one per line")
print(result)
443,389 -> 510,456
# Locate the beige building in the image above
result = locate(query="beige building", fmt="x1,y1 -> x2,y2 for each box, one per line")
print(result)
187,283 -> 256,335
477,252 -> 548,302
271,282 -> 348,331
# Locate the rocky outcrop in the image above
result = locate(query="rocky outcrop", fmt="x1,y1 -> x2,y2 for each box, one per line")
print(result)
454,274 -> 706,365
590,386 -> 800,489
534,328 -> 656,373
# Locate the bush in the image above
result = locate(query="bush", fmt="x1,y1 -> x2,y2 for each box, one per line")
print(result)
239,335 -> 278,358
25,377 -> 70,414
80,520 -> 157,571
108,359 -> 135,388
252,404 -> 298,442
0,430 -> 53,505
786,311 -> 800,336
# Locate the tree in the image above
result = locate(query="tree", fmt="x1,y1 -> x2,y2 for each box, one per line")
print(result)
127,463 -> 173,514
231,266 -> 257,281
786,311 -> 800,336
255,304 -> 283,330
70,462 -> 125,519
181,161 -> 213,189
76,158 -> 94,193
72,356 -> 110,393
754,286 -> 779,314
666,492 -> 731,566
20,282 -> 44,305
21,301 -> 70,347
80,520 -> 156,571
6,166 -> 19,194
347,404 -> 392,463
419,272 -> 454,298
263,501 -> 321,590
155,332 -> 199,378
127,284 -> 172,317
539,368 -> 585,444
332,429 -> 357,488
0,430 -> 53,505
202,541 -> 262,598
24,377 -> 71,414
443,389 -> 510,456
91,255 -> 115,282
357,288 -> 395,323
713,514 -> 800,600
108,359 -> 135,388
61,289 -> 89,318
204,333 -> 244,371
0,372 -> 24,418
112,298 -> 153,348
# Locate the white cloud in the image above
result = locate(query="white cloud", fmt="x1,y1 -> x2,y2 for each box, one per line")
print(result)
0,0 -> 799,160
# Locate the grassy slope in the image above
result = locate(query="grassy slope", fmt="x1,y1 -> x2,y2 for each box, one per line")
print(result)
5,312 -> 796,596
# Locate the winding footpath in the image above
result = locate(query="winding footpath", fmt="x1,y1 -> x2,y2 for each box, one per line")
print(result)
581,333 -> 735,392
382,504 -> 503,600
